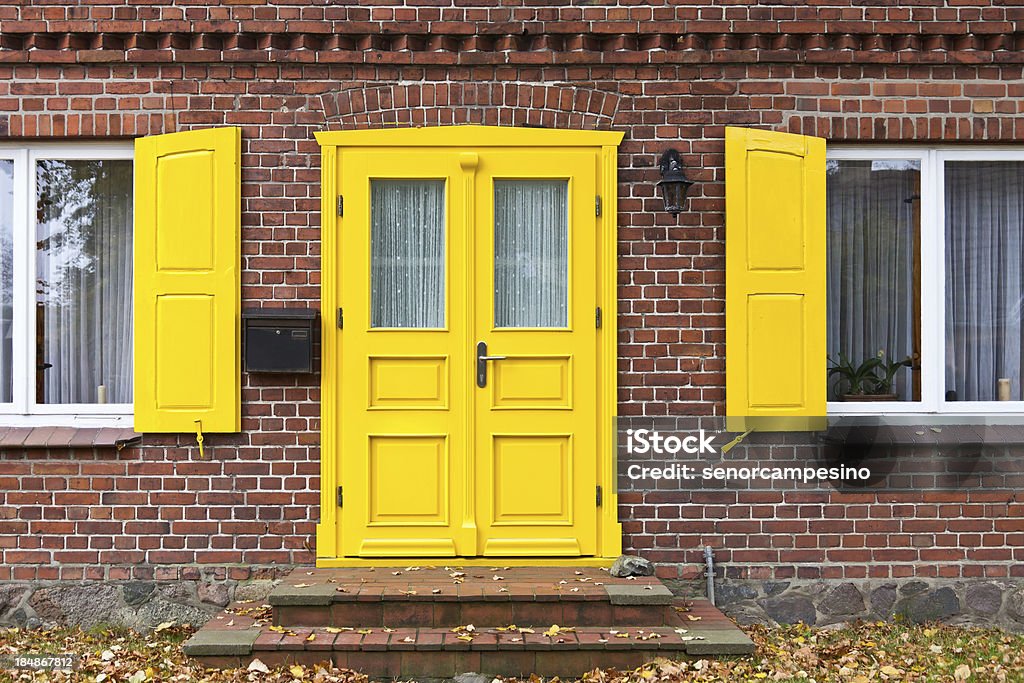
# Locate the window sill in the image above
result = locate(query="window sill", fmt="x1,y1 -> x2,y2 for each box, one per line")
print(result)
0,426 -> 141,450
823,419 -> 1024,445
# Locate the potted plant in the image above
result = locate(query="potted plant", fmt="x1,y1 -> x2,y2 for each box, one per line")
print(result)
828,350 -> 913,401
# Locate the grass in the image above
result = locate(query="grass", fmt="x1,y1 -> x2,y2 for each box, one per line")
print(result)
0,619 -> 1022,682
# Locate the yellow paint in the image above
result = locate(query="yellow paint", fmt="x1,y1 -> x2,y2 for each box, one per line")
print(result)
725,126 -> 826,432
316,126 -> 622,563
134,127 -> 241,433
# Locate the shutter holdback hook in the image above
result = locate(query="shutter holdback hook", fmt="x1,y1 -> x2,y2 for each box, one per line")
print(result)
194,419 -> 205,459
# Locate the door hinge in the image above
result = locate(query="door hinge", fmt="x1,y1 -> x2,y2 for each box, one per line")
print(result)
337,195 -> 344,217
337,486 -> 344,507
596,485 -> 603,507
336,308 -> 343,329
595,307 -> 602,329
595,195 -> 602,217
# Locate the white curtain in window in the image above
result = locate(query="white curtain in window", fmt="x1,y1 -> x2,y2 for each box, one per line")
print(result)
945,161 -> 1024,401
826,160 -> 918,399
494,180 -> 568,328
370,179 -> 445,328
36,159 -> 133,404
0,160 -> 12,403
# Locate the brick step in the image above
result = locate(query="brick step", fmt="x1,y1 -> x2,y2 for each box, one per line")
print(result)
184,599 -> 755,677
274,598 -> 676,628
270,566 -> 675,628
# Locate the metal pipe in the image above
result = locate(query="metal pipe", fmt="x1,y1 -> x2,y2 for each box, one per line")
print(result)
704,546 -> 716,606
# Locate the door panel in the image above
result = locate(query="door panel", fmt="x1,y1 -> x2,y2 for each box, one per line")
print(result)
473,150 -> 599,556
338,151 -> 468,557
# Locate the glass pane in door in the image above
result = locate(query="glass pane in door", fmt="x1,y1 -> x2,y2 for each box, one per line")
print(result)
494,180 -> 568,328
370,179 -> 445,328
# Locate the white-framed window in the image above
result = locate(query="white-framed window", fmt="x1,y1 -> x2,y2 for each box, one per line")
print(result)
828,146 -> 1024,415
0,142 -> 133,427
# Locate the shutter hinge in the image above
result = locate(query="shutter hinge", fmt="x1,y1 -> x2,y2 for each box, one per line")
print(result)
337,308 -> 343,329
596,485 -> 603,507
337,486 -> 344,507
595,307 -> 602,329
595,195 -> 602,217
337,195 -> 344,217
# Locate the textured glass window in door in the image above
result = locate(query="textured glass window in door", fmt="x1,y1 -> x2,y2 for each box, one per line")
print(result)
36,159 -> 134,405
494,180 -> 568,328
370,180 -> 445,328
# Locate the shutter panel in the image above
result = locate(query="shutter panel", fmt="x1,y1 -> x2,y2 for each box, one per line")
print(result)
134,127 -> 241,433
725,126 -> 826,431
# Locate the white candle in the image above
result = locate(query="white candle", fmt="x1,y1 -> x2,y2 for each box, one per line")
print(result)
97,385 -> 107,404
998,378 -> 1011,401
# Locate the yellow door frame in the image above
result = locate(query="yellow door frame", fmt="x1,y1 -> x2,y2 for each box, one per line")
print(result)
314,126 -> 623,566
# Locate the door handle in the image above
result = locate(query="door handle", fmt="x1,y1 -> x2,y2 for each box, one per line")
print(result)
476,341 -> 506,388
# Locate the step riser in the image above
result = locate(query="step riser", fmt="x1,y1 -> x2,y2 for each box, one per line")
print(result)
274,602 -> 672,628
192,649 -> 690,679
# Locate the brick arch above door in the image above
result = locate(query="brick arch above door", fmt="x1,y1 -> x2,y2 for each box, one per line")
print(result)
319,83 -> 621,130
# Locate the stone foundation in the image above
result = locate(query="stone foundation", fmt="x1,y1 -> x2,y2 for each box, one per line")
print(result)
0,577 -> 280,631
678,579 -> 1024,632
4,575 -> 1023,633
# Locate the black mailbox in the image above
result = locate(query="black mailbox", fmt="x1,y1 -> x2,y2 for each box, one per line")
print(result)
242,308 -> 318,373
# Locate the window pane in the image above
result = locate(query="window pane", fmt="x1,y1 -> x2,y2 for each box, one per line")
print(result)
36,159 -> 133,404
0,160 -> 12,403
945,161 -> 1024,402
370,179 -> 445,328
494,180 -> 568,328
826,160 -> 920,401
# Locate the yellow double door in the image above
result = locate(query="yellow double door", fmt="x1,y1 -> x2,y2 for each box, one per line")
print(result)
337,146 -> 600,558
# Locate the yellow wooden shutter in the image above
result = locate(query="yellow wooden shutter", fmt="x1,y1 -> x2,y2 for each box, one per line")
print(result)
133,127 -> 241,433
725,126 -> 826,431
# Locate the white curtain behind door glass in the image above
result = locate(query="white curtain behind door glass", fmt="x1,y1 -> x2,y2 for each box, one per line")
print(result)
0,161 -> 12,403
36,159 -> 133,404
494,180 -> 568,328
945,161 -> 1024,401
826,160 -> 919,400
370,180 -> 445,328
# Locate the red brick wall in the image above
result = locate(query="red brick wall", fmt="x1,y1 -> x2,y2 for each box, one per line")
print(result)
0,2 -> 1023,585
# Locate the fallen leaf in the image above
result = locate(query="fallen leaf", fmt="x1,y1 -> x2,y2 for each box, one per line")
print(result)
357,629 -> 373,635
293,583 -> 312,588
153,621 -> 175,633
955,664 -> 972,681
306,633 -> 316,642
290,664 -> 305,676
880,665 -> 901,677
247,658 -> 270,673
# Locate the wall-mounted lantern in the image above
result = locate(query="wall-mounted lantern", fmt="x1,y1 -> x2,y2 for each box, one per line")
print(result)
657,149 -> 695,216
